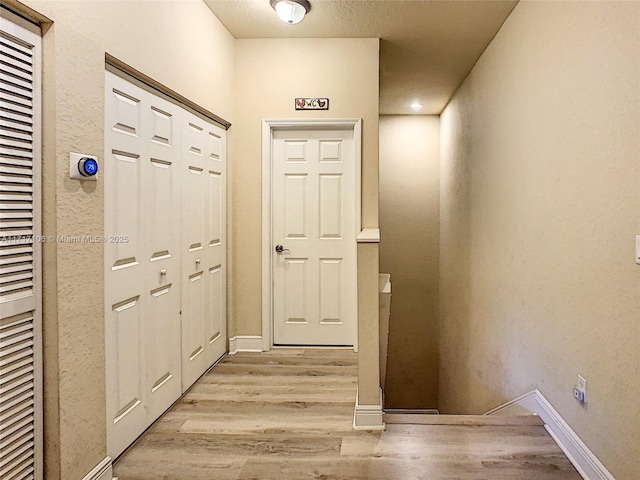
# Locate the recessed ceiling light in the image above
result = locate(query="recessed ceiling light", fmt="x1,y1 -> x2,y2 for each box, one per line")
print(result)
270,0 -> 311,25
410,102 -> 423,111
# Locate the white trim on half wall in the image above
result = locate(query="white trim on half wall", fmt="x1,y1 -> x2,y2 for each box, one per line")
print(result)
353,388 -> 385,430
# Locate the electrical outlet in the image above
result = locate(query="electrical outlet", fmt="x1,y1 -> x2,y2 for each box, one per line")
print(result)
574,375 -> 587,405
578,375 -> 587,403
573,387 -> 585,403
636,235 -> 640,265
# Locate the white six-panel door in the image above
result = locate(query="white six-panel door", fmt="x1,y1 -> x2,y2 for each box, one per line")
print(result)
104,71 -> 226,458
272,129 -> 357,346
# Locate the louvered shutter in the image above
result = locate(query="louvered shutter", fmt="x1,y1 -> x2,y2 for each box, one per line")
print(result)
0,9 -> 42,480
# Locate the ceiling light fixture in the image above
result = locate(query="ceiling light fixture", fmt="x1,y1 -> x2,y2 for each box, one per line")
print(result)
270,0 -> 311,25
410,102 -> 423,111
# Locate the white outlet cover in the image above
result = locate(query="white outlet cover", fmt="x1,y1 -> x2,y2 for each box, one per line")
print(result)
577,375 -> 587,403
578,375 -> 587,390
636,235 -> 640,265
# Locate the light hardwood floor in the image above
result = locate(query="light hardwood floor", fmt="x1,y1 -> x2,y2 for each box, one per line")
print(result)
113,349 -> 581,480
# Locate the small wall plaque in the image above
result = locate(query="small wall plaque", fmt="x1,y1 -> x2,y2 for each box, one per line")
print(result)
295,98 -> 329,110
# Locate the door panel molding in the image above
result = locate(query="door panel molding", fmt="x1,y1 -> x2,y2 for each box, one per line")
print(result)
261,119 -> 361,351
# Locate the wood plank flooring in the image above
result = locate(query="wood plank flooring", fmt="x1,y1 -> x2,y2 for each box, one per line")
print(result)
113,349 -> 581,480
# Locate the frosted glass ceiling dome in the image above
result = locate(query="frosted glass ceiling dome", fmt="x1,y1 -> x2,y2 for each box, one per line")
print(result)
270,0 -> 311,25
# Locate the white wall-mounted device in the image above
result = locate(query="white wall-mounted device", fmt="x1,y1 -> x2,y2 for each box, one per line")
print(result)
573,374 -> 587,405
70,152 -> 99,180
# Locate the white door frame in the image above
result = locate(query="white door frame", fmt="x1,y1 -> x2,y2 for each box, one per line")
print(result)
261,119 -> 362,351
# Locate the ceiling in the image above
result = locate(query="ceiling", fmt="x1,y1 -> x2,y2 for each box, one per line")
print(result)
204,0 -> 518,115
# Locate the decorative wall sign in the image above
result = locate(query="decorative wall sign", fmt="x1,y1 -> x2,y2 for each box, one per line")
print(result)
295,98 -> 329,110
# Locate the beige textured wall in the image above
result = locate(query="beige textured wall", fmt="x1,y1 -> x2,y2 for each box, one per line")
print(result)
439,2 -> 639,478
379,115 -> 439,408
8,1 -> 234,478
232,38 -> 379,336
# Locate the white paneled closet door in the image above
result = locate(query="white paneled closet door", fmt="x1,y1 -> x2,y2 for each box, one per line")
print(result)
0,10 -> 43,480
105,71 -> 226,459
181,113 -> 226,389
105,72 -> 184,458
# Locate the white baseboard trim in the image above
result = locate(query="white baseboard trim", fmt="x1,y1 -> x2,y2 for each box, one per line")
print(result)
353,388 -> 385,430
534,391 -> 615,480
485,390 -> 538,416
487,390 -> 615,480
384,408 -> 440,415
82,456 -> 113,480
228,335 -> 263,355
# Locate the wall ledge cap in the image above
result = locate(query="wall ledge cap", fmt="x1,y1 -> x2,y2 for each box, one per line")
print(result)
357,228 -> 380,243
